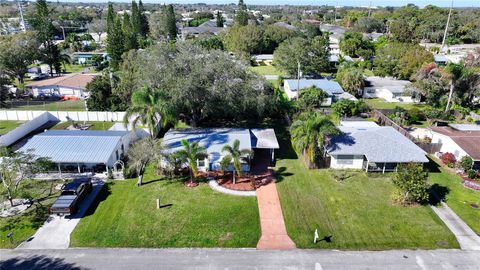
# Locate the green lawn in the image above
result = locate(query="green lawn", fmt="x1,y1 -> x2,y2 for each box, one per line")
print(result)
0,180 -> 62,248
274,128 -> 458,250
250,65 -> 287,76
428,162 -> 480,234
51,121 -> 115,131
70,169 -> 260,248
0,121 -> 24,135
8,100 -> 86,111
63,64 -> 90,73
364,98 -> 430,111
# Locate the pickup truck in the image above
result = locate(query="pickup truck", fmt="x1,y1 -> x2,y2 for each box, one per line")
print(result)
49,179 -> 93,216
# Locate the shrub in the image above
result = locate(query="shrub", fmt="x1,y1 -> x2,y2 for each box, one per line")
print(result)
393,163 -> 429,205
467,169 -> 477,179
459,156 -> 473,172
441,152 -> 456,167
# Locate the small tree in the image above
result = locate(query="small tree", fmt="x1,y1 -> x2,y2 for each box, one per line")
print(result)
0,146 -> 52,207
393,163 -> 429,205
127,137 -> 162,186
174,140 -> 207,187
459,156 -> 473,172
220,155 -> 232,178
222,139 -> 253,184
296,86 -> 328,112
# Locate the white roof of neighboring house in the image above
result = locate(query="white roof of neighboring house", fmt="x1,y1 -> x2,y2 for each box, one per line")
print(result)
364,76 -> 413,94
340,121 -> 379,128
327,126 -> 428,163
253,54 -> 274,61
284,79 -> 345,95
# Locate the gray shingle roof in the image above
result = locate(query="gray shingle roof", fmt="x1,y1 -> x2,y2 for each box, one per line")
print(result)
327,126 -> 428,163
18,130 -> 128,164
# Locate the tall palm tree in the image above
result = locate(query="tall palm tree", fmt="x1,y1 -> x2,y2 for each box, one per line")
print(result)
290,112 -> 340,168
174,139 -> 207,187
222,139 -> 253,184
127,137 -> 162,187
124,86 -> 175,138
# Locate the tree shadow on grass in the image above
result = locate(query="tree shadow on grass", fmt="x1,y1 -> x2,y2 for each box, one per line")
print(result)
81,184 -> 112,218
273,167 -> 294,183
425,157 -> 441,173
0,255 -> 88,270
428,183 -> 450,206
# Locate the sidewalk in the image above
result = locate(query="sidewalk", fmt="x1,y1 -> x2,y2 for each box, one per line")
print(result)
256,181 -> 296,250
431,202 -> 480,251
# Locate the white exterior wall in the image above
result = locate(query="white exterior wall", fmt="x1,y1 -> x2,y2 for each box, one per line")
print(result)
430,131 -> 469,160
0,110 -> 126,122
363,87 -> 415,103
283,82 -> 297,100
330,155 -> 365,169
106,131 -> 137,167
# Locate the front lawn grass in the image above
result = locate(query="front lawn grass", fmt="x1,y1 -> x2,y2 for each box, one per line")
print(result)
8,100 -> 86,111
250,65 -> 286,76
0,180 -> 62,248
274,128 -> 458,250
428,162 -> 480,234
364,98 -> 430,111
70,169 -> 260,248
0,121 -> 24,135
51,121 -> 115,131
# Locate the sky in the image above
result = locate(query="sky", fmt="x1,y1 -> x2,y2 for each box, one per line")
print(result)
50,0 -> 480,7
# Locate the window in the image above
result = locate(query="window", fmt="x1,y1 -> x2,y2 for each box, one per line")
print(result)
336,155 -> 354,165
198,158 -> 205,167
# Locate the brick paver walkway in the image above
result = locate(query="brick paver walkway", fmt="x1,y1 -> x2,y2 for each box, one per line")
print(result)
256,181 -> 296,250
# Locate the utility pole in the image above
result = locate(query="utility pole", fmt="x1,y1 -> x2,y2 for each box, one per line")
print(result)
297,61 -> 301,99
334,3 -> 337,22
17,0 -> 26,32
440,0 -> 453,53
368,1 -> 372,17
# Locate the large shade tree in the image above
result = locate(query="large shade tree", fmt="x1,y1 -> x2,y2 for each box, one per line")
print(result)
124,86 -> 175,138
174,139 -> 207,187
129,41 -> 269,127
0,32 -> 40,84
290,112 -> 340,168
221,139 -> 253,184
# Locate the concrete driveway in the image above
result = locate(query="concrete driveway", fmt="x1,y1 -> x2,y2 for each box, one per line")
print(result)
16,179 -> 105,249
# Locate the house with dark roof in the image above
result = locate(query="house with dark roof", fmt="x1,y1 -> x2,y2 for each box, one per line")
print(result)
180,20 -> 224,39
362,76 -> 418,103
283,79 -> 357,104
430,124 -> 480,168
162,128 -> 279,172
326,121 -> 429,173
27,73 -> 96,99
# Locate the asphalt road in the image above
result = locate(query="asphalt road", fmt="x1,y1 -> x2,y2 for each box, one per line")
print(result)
1,248 -> 479,270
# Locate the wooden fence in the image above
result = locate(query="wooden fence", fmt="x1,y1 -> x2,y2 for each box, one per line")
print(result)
371,109 -> 442,154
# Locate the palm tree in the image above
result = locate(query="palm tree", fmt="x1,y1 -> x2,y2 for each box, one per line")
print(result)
221,139 -> 253,184
444,63 -> 467,112
124,86 -> 175,138
174,139 -> 207,187
59,52 -> 71,74
127,137 -> 162,187
290,112 -> 340,168
220,155 -> 232,178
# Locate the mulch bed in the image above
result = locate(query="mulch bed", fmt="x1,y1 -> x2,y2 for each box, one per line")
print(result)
198,171 -> 274,191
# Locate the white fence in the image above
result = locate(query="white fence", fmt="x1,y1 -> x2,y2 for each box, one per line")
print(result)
0,112 -> 57,146
0,110 -> 126,122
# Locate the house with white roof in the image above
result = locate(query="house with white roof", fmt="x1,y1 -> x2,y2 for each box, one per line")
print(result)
326,121 -> 428,172
362,76 -> 418,103
162,128 -> 279,172
18,130 -> 136,173
283,79 -> 357,104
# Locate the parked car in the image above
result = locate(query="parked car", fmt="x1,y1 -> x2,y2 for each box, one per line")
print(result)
49,179 -> 93,216
29,73 -> 49,80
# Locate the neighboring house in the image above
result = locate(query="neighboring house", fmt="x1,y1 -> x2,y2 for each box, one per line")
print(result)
326,121 -> 429,172
18,130 -> 136,173
320,24 -> 347,56
362,76 -> 417,103
434,54 -> 448,66
27,73 -> 95,99
180,20 -> 224,39
73,52 -> 108,65
273,22 -> 299,31
253,54 -> 274,65
283,79 -> 357,104
429,124 -> 480,169
162,128 -> 279,172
